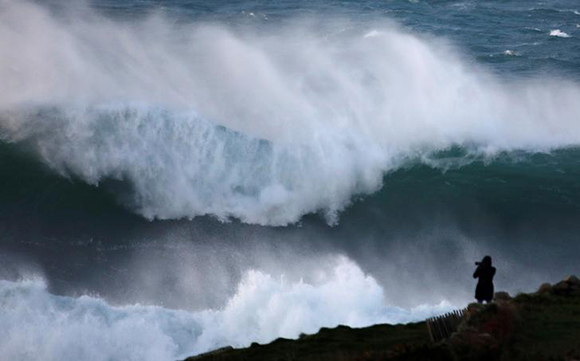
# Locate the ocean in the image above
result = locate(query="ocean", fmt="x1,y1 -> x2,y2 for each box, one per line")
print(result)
1,0 -> 580,359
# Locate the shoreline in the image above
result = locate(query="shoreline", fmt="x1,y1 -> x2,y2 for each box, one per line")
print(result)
183,275 -> 580,361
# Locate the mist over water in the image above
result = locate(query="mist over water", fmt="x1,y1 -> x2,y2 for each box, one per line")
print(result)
2,0 -> 580,360
0,260 -> 453,361
3,0 -> 580,225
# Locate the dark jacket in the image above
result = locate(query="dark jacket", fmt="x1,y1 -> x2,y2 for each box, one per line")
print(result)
473,264 -> 496,302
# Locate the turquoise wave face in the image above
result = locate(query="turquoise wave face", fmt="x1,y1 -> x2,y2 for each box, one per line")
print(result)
3,138 -> 580,230
3,138 -> 580,310
3,0 -> 580,225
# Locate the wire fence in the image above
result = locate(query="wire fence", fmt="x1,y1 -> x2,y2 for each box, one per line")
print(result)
426,308 -> 467,343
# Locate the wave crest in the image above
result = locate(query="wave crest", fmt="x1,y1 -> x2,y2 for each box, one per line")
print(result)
2,1 -> 580,224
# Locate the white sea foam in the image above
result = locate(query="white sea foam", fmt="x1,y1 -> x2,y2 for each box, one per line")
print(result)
0,258 -> 453,361
2,0 -> 580,225
550,29 -> 571,38
364,29 -> 381,37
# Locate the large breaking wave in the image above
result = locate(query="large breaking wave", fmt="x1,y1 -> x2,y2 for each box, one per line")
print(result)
2,0 -> 580,225
0,258 -> 452,361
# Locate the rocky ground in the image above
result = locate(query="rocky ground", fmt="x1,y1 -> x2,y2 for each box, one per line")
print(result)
183,276 -> 580,361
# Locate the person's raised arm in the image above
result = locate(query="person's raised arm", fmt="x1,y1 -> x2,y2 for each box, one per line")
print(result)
473,266 -> 480,278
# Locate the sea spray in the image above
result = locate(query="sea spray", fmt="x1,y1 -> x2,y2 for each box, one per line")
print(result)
2,1 -> 580,225
0,258 -> 453,361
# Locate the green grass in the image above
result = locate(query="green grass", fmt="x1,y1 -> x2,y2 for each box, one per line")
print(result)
510,294 -> 580,359
184,282 -> 580,361
184,323 -> 432,361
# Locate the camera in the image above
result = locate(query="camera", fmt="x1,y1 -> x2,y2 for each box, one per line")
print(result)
475,261 -> 481,265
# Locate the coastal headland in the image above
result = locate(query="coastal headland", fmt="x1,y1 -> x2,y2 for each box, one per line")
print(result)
184,276 -> 580,361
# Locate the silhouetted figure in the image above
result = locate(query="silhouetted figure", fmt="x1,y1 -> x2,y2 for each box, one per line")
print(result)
473,255 -> 496,303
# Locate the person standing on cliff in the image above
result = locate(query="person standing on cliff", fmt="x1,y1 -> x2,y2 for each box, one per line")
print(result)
473,255 -> 496,303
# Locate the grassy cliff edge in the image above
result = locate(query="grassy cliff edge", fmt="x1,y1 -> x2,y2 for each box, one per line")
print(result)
184,276 -> 580,361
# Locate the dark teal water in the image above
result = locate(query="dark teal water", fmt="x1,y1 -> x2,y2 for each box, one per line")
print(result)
86,0 -> 580,77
